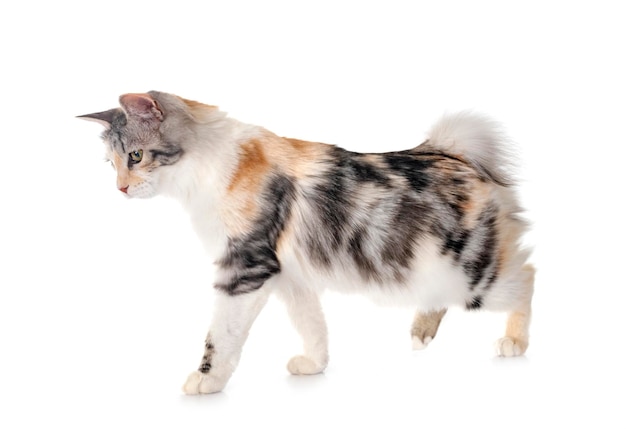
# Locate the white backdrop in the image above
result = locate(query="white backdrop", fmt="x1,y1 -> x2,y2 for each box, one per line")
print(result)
1,1 -> 625,428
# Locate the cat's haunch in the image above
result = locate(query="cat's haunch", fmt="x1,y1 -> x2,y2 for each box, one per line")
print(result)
80,91 -> 534,394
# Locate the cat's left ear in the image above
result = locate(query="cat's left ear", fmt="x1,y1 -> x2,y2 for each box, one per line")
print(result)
77,108 -> 119,129
119,93 -> 164,122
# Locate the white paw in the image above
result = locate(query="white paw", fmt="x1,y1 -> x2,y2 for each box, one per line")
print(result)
182,370 -> 226,395
412,335 -> 433,350
287,355 -> 326,375
495,337 -> 525,357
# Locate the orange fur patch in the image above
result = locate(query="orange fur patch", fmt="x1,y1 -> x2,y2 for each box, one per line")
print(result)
281,137 -> 333,179
180,97 -> 217,112
221,139 -> 273,235
285,138 -> 310,153
111,151 -> 152,191
495,210 -> 526,277
284,137 -> 329,158
461,181 -> 491,230
112,153 -> 130,189
228,139 -> 271,193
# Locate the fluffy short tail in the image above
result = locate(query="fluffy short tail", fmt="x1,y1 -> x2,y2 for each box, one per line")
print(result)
427,111 -> 517,186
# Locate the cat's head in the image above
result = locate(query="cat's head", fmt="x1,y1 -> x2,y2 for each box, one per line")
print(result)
79,91 -> 201,198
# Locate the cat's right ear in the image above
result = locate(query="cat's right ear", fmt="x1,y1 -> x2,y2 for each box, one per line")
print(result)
77,108 -> 119,129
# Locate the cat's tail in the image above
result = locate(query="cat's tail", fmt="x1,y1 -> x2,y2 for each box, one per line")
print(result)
426,111 -> 518,186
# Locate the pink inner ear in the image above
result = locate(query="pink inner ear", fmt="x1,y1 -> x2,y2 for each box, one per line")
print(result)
119,93 -> 164,121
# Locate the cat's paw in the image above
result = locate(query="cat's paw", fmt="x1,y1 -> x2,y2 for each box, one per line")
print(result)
287,355 -> 326,375
182,371 -> 226,395
412,335 -> 433,350
495,337 -> 528,357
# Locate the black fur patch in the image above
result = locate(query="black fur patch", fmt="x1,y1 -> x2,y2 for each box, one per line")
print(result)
462,205 -> 499,288
295,146 -> 503,294
305,155 -> 353,265
215,174 -> 296,296
334,148 -> 391,186
381,193 -> 427,270
198,341 -> 215,373
347,226 -> 381,281
466,295 -> 483,310
443,230 -> 470,261
150,147 -> 184,165
384,152 -> 434,192
301,148 -> 480,283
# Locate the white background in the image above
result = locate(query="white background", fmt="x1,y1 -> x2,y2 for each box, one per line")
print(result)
1,1 -> 625,427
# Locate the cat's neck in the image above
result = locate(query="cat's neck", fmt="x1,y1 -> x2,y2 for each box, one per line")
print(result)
160,114 -> 254,200
160,114 -> 263,257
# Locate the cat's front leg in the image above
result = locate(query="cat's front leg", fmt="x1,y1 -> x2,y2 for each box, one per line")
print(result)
182,287 -> 271,394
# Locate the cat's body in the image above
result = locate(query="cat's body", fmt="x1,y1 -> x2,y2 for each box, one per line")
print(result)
80,91 -> 534,394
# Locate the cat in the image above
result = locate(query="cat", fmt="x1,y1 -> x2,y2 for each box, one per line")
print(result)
79,91 -> 534,394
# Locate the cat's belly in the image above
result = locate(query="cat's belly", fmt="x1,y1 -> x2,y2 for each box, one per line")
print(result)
275,236 -> 470,311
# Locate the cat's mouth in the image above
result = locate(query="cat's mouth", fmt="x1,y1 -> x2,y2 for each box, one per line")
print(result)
123,182 -> 156,199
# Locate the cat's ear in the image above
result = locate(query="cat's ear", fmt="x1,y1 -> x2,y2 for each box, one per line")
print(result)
119,93 -> 164,122
77,108 -> 119,129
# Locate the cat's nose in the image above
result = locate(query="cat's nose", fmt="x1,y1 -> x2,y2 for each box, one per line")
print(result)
119,186 -> 129,194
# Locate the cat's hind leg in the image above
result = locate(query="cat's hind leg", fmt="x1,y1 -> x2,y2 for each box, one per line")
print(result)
411,308 -> 447,350
276,286 -> 328,375
495,264 -> 535,357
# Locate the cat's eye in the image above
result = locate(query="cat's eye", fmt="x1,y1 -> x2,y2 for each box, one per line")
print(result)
129,149 -> 143,164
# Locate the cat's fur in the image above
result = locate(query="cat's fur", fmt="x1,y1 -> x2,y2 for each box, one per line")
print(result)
79,91 -> 534,394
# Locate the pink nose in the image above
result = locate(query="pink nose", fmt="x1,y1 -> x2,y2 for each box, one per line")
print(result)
119,186 -> 129,194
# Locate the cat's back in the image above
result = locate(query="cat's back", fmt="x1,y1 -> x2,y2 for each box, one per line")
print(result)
266,132 -> 527,310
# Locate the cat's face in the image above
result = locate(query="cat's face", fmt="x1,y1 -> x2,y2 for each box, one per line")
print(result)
80,93 -> 184,198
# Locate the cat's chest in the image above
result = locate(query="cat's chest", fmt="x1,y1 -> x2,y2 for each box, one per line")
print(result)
185,198 -> 229,261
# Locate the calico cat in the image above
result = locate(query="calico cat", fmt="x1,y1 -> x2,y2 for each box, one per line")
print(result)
79,91 -> 534,394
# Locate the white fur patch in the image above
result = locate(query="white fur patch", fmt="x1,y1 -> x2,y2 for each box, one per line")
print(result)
412,335 -> 433,350
428,111 -> 516,185
182,370 -> 227,395
287,356 -> 326,375
494,337 -> 522,357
